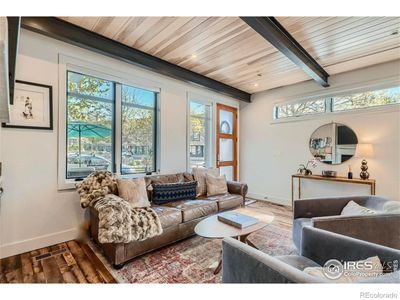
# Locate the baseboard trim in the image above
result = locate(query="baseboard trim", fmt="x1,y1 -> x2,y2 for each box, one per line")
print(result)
0,228 -> 80,259
247,192 -> 291,206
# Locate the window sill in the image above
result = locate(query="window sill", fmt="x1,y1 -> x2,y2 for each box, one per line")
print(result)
57,172 -> 156,191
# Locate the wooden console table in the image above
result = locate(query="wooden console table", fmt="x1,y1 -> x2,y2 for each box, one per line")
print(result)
291,174 -> 376,207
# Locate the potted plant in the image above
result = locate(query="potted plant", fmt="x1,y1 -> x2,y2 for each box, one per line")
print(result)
298,158 -> 318,175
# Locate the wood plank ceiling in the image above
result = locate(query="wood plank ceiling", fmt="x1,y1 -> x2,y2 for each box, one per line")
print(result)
58,17 -> 400,94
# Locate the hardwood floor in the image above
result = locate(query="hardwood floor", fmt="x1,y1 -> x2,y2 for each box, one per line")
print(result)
0,240 -> 116,283
247,200 -> 293,231
0,200 -> 292,283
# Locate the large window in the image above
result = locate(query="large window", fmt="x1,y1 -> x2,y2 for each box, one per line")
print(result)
273,85 -> 400,120
188,100 -> 212,169
66,71 -> 158,179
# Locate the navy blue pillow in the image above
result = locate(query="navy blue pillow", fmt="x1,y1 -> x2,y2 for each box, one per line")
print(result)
152,181 -> 197,204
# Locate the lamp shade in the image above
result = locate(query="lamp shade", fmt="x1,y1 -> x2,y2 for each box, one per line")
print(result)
355,143 -> 374,158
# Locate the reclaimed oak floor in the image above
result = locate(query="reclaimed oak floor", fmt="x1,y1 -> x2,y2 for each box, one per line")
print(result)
0,200 -> 291,284
0,240 -> 116,283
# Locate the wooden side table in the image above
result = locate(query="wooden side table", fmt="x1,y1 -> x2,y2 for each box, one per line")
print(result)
291,174 -> 376,208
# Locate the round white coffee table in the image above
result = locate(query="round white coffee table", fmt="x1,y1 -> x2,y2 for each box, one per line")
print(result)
194,207 -> 274,274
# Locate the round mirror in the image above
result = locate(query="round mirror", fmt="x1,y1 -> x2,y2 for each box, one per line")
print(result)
309,123 -> 358,165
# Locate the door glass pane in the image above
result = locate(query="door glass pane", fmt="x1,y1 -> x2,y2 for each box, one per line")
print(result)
219,110 -> 233,134
121,85 -> 157,174
220,166 -> 233,181
219,138 -> 233,162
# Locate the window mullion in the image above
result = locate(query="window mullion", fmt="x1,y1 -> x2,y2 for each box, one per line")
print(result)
325,97 -> 333,113
115,83 -> 122,175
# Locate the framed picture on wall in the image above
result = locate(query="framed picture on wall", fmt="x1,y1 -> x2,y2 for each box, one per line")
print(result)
2,80 -> 53,130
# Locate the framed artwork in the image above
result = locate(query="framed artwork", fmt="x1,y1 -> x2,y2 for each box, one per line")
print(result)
2,80 -> 53,130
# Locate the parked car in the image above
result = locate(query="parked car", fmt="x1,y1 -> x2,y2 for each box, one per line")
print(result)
67,154 -> 136,178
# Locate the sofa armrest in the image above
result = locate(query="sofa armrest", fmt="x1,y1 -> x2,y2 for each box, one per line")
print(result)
293,196 -> 372,219
313,214 -> 400,249
227,180 -> 248,198
89,207 -> 125,266
301,226 -> 400,272
222,237 -> 324,283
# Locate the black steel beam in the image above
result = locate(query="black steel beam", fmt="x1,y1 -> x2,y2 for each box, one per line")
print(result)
240,17 -> 329,87
7,17 -> 21,105
21,17 -> 251,102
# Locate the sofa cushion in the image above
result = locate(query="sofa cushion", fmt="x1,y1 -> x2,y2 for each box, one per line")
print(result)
152,181 -> 197,205
293,218 -> 313,249
148,173 -> 185,185
152,205 -> 183,229
163,200 -> 218,222
206,173 -> 228,196
275,255 -> 320,270
192,167 -> 219,196
116,178 -> 150,208
202,193 -> 242,211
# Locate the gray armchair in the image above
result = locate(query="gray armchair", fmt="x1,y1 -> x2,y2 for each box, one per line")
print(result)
293,196 -> 400,250
222,226 -> 400,283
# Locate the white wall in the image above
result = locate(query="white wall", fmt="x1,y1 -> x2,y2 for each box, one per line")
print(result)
0,29 -> 239,258
240,60 -> 400,205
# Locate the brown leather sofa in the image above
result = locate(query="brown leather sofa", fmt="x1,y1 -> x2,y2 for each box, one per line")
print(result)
89,172 -> 248,269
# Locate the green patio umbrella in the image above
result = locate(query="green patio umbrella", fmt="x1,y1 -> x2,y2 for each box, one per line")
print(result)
67,121 -> 112,164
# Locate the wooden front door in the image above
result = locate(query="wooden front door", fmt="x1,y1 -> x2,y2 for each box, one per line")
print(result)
216,103 -> 238,181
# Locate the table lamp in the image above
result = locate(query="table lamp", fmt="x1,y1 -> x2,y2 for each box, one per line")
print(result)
355,143 -> 374,180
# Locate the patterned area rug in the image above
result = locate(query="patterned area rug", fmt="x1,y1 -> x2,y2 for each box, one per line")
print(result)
89,221 -> 296,283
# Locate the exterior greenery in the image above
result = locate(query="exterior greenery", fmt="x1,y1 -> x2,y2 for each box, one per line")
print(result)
66,71 -> 157,178
274,86 -> 400,119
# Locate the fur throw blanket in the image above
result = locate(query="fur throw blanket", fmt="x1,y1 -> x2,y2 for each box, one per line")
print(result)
94,194 -> 162,243
76,171 -> 118,208
76,171 -> 163,243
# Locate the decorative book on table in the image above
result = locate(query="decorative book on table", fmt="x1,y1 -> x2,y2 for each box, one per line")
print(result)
217,212 -> 259,229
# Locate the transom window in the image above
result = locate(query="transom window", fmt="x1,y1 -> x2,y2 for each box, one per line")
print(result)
332,86 -> 400,112
274,86 -> 400,120
275,99 -> 325,119
66,71 -> 158,179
